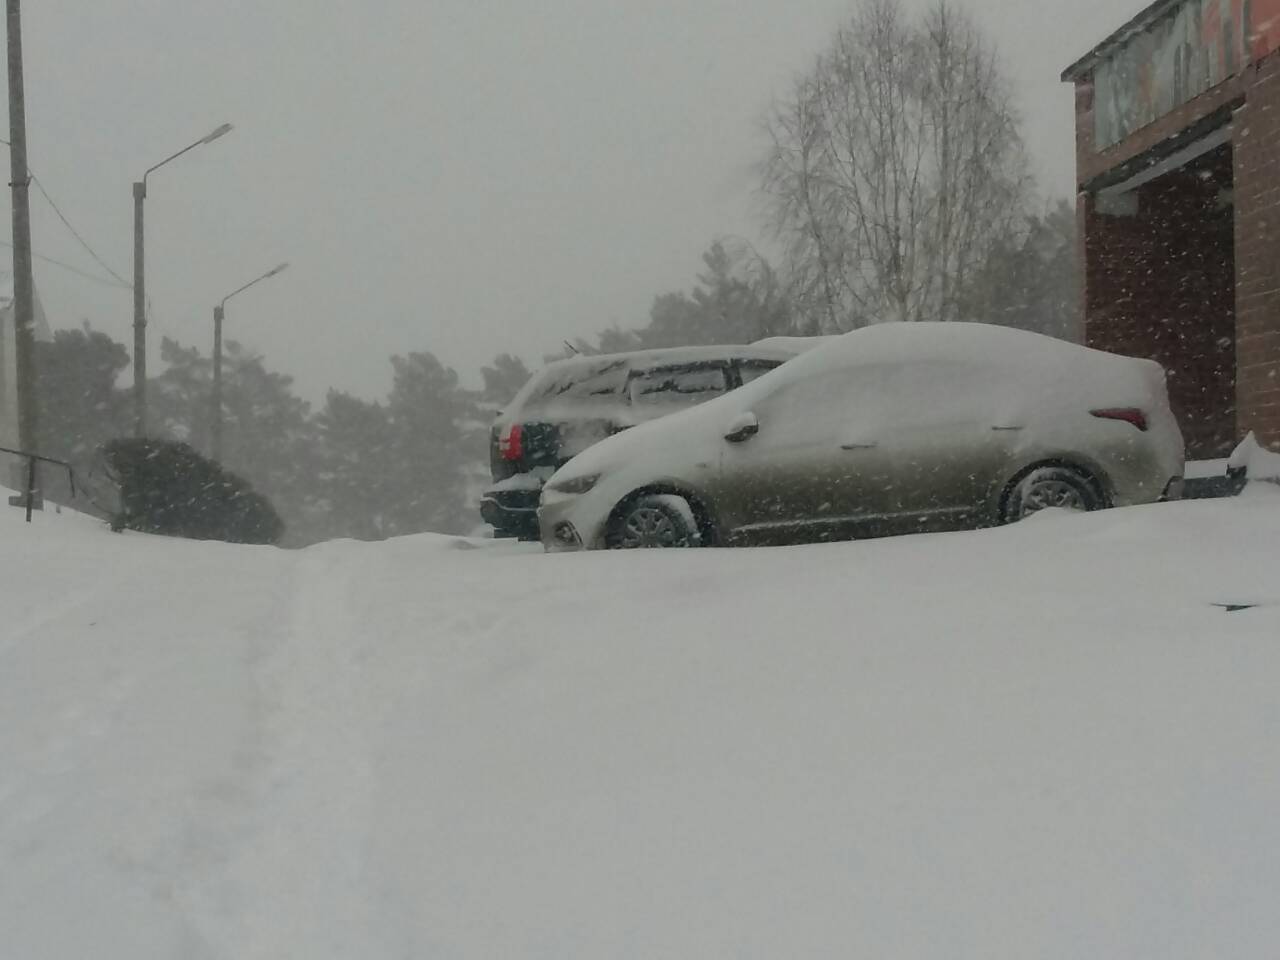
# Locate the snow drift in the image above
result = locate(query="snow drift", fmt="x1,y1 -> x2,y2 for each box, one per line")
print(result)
2,488 -> 1279,958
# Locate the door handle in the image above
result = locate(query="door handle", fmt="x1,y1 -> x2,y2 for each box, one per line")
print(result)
991,425 -> 1024,432
840,442 -> 878,450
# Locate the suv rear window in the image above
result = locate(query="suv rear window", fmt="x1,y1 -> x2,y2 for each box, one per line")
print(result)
627,363 -> 729,409
527,359 -> 630,404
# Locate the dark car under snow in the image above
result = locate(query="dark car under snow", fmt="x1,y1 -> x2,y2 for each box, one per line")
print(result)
481,344 -> 800,538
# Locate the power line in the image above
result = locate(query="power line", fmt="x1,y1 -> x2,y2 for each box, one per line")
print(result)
30,174 -> 129,286
0,238 -> 131,289
0,135 -> 131,289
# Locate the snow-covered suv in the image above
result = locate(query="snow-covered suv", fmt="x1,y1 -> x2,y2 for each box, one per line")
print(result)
481,344 -> 799,539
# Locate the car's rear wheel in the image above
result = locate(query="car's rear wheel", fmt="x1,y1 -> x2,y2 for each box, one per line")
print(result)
607,494 -> 700,549
1003,465 -> 1103,523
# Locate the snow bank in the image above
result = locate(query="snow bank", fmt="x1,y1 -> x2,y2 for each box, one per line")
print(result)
1228,431 -> 1280,482
3,491 -> 1280,957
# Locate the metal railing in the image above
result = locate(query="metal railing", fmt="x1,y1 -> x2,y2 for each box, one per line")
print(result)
0,445 -> 76,522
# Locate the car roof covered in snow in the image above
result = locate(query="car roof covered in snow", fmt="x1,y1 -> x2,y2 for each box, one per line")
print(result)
778,321 -> 1141,376
742,322 -> 1166,417
750,335 -> 838,353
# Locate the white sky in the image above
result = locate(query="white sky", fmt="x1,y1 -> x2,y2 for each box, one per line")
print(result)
3,0 -> 1146,402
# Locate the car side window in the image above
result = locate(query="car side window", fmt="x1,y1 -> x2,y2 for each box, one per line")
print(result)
627,363 -> 729,410
735,359 -> 783,386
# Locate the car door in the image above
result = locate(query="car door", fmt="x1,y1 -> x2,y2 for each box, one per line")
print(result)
865,359 -> 1019,533
711,365 -> 895,545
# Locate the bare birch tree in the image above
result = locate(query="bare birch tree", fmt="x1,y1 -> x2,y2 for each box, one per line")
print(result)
762,0 -> 1031,331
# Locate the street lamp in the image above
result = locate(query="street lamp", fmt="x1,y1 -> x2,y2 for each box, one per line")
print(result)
132,122 -> 234,437
211,262 -> 289,461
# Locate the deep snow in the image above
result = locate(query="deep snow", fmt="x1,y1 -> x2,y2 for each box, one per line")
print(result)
3,488 -> 1280,958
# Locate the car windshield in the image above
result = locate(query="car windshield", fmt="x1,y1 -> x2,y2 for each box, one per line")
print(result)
7,0 -> 1274,957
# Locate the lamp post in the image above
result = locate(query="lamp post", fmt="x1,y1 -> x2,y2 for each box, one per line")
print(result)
132,121 -> 233,437
211,262 -> 289,461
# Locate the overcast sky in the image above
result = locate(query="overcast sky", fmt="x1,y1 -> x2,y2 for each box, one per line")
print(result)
5,0 -> 1146,403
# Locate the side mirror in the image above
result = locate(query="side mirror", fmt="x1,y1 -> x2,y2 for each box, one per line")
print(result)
724,411 -> 760,444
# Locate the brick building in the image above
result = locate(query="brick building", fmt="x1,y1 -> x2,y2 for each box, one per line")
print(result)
1063,0 -> 1280,457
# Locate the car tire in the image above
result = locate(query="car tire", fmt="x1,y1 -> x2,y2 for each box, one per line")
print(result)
606,494 -> 700,549
1002,465 -> 1104,523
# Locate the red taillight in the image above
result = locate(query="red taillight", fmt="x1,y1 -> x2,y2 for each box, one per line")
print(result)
1091,407 -> 1149,432
498,423 -> 524,461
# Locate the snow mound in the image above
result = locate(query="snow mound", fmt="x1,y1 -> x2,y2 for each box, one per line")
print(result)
1228,431 -> 1280,482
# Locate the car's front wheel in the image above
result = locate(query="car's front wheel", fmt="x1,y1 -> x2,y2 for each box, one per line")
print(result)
1002,465 -> 1104,523
606,494 -> 700,549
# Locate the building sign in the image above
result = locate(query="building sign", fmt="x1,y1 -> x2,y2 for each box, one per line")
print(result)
1094,0 -> 1280,148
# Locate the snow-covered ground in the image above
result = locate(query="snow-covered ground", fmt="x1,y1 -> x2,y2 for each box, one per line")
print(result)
3,488 -> 1279,958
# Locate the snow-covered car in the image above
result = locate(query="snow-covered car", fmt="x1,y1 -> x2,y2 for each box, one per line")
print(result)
750,334 -> 837,354
481,343 -> 800,538
539,322 -> 1186,550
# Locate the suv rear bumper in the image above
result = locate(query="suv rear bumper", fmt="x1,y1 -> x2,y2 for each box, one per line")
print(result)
479,486 -> 541,538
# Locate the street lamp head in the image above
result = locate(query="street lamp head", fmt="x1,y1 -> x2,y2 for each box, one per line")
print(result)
220,260 -> 292,307
144,122 -> 236,181
201,123 -> 234,145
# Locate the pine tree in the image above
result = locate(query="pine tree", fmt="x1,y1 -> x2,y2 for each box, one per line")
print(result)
642,241 -> 791,347
36,323 -> 130,468
148,337 -> 321,544
313,389 -> 396,541
383,351 -> 476,536
959,200 -> 1079,341
478,353 -> 532,414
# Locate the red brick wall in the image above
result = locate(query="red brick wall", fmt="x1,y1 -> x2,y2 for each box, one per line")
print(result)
1082,160 -> 1237,458
1233,54 -> 1280,449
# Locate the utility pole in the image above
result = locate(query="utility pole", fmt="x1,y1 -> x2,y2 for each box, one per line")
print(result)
212,303 -> 223,460
6,0 -> 39,502
132,180 -> 146,435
